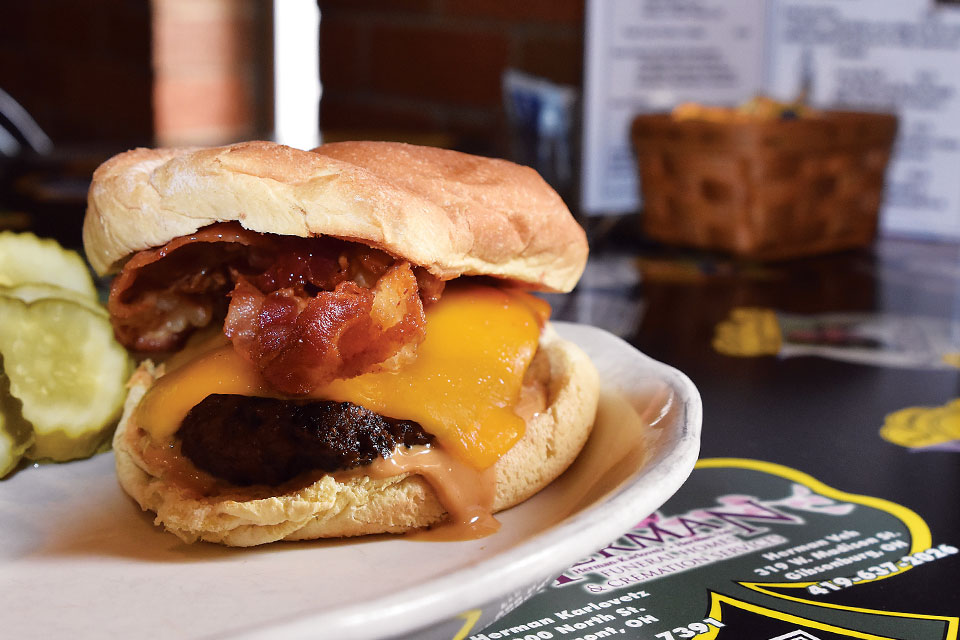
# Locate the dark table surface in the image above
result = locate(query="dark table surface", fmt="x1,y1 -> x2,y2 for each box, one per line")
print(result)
547,221 -> 960,621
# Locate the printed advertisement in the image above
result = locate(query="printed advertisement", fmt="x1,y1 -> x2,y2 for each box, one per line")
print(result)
463,459 -> 959,640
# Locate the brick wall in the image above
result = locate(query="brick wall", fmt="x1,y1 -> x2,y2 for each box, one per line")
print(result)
0,1 -> 580,152
318,0 -> 585,155
0,1 -> 154,147
0,1 -> 272,149
152,0 -> 273,146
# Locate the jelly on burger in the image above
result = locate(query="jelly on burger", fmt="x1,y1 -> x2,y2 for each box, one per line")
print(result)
83,141 -> 599,546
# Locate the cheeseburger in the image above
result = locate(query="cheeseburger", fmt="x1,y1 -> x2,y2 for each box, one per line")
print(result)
83,141 -> 599,547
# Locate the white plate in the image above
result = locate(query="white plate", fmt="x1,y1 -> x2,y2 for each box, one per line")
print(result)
0,323 -> 701,640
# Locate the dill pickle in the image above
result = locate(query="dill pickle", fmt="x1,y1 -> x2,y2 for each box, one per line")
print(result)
0,354 -> 33,477
0,231 -> 97,298
0,282 -> 105,317
0,297 -> 131,462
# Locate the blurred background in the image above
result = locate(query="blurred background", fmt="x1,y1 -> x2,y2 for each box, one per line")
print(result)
0,0 -> 587,250
3,0 -> 960,265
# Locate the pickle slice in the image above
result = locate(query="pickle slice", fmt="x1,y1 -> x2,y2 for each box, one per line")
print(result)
1,282 -> 106,317
0,231 -> 97,298
0,297 -> 131,461
0,355 -> 34,477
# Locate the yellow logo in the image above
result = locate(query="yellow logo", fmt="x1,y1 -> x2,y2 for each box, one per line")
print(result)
713,307 -> 782,357
881,399 -> 960,449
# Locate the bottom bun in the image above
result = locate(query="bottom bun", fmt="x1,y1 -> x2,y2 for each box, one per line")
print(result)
113,325 -> 599,546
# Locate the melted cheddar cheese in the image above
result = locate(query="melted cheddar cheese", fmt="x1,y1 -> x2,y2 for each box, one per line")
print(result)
134,284 -> 549,470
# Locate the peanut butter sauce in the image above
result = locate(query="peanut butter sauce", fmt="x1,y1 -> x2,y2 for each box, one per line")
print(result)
134,430 -> 221,499
358,445 -> 500,540
513,379 -> 548,422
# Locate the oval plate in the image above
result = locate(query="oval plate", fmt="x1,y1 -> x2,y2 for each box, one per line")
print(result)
0,323 -> 701,639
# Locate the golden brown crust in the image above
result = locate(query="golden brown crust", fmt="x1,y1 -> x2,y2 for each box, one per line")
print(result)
84,141 -> 588,292
112,326 -> 599,546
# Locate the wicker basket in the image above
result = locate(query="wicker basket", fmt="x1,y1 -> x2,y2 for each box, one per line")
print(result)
631,111 -> 898,260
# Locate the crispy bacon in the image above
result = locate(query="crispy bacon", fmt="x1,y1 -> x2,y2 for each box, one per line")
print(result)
224,262 -> 426,395
109,222 -> 444,394
109,224 -> 269,351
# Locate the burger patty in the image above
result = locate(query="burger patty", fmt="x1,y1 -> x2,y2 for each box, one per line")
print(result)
178,394 -> 434,486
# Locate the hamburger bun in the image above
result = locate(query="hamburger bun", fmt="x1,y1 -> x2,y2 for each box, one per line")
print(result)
83,141 -> 587,291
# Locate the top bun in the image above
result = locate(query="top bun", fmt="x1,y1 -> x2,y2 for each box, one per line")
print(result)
83,141 -> 588,292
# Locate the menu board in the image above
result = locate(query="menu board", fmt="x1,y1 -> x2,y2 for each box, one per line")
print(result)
582,0 -> 960,241
580,0 -> 767,215
765,0 -> 960,239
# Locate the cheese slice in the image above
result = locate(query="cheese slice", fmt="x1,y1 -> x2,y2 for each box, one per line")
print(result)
134,284 -> 549,470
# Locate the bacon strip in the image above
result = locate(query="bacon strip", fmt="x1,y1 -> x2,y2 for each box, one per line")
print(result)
109,224 -> 269,351
109,223 -> 443,394
225,262 -> 426,395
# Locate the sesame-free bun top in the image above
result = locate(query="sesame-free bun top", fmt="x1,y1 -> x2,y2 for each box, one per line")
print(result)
83,141 -> 588,292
